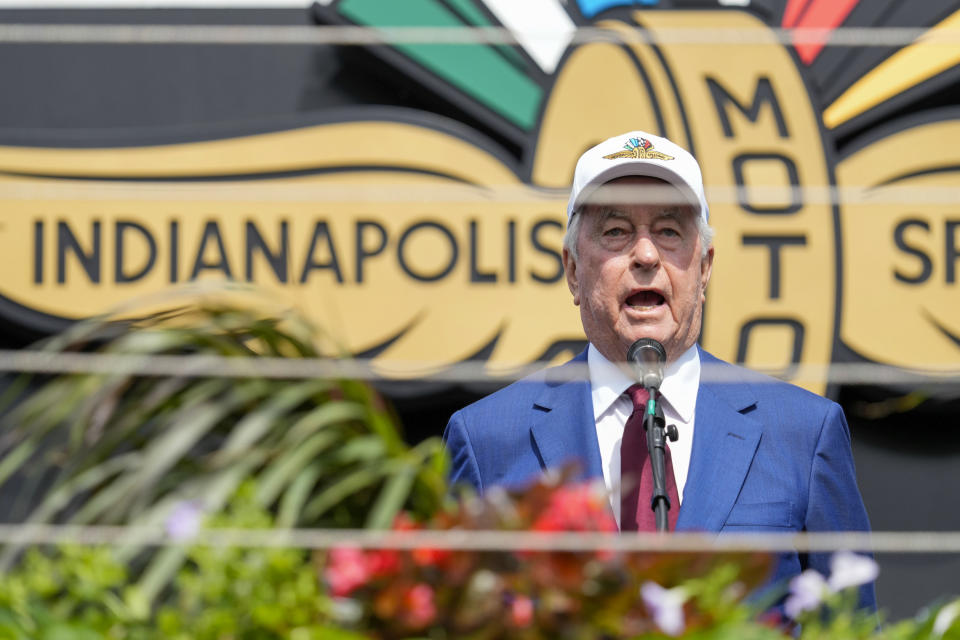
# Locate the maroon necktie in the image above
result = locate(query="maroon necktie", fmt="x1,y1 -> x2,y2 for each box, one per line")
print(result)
620,384 -> 680,532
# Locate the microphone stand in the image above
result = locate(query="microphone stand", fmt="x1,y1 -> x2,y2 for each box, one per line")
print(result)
644,388 -> 671,532
627,337 -> 678,532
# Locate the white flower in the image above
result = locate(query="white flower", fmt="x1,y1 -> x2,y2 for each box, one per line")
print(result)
784,569 -> 828,619
933,600 -> 960,637
827,552 -> 879,592
165,500 -> 204,540
784,553 -> 878,620
469,569 -> 501,595
641,581 -> 686,636
329,597 -> 363,624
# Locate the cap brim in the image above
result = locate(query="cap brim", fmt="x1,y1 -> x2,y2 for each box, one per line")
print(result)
570,162 -> 703,220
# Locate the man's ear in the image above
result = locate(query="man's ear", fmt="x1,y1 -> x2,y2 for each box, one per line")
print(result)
700,245 -> 714,301
562,247 -> 580,306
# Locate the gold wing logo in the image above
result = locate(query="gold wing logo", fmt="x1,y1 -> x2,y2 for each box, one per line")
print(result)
602,137 -> 675,161
0,122 -> 581,379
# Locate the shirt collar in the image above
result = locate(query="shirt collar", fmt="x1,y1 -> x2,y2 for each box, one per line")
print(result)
588,343 -> 701,421
659,344 -> 700,422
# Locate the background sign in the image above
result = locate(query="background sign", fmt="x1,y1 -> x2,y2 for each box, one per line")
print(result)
1,0 -> 959,393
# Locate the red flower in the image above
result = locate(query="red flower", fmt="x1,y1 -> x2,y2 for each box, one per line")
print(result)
531,482 -> 617,532
366,549 -> 401,577
412,546 -> 453,567
392,510 -> 452,567
402,583 -> 437,628
392,512 -> 418,531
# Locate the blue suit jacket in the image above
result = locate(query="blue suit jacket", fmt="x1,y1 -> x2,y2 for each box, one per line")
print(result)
444,348 -> 876,610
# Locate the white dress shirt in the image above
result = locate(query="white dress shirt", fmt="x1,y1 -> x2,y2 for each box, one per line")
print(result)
587,343 -> 701,528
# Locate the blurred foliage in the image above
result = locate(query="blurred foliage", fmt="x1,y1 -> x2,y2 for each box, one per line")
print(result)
0,482 -> 366,640
0,302 -> 958,639
155,482 -> 333,639
0,303 -> 447,602
0,478 -> 956,639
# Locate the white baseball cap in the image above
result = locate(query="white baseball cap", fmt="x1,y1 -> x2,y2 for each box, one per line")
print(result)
567,130 -> 709,223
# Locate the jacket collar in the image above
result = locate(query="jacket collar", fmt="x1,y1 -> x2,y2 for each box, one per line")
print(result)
529,349 -> 605,482
676,349 -> 762,532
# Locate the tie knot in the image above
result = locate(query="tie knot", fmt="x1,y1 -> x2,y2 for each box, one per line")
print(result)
625,384 -> 650,412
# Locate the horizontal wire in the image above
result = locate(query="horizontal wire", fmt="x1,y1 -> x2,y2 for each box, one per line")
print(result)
0,524 -> 957,553
0,350 -> 957,385
0,24 -> 952,47
0,184 -> 956,206
0,1 -> 310,6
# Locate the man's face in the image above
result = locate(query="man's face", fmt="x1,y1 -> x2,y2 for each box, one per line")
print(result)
562,176 -> 714,363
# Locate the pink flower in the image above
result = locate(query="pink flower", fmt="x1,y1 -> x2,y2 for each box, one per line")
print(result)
324,543 -> 405,598
511,595 -> 534,627
403,583 -> 437,628
827,552 -> 878,592
784,570 -> 828,619
325,547 -> 370,597
641,581 -> 686,636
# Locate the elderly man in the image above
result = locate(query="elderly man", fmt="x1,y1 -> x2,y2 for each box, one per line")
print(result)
443,131 -> 875,608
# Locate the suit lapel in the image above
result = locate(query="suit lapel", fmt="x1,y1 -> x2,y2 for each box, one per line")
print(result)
528,350 -> 604,482
676,352 -> 762,532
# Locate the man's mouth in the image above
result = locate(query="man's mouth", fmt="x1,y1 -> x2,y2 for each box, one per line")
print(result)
625,291 -> 666,310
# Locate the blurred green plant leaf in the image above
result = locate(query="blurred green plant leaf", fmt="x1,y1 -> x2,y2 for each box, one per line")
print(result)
0,302 -> 447,604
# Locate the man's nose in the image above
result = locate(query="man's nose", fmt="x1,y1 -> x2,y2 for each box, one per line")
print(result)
631,233 -> 660,269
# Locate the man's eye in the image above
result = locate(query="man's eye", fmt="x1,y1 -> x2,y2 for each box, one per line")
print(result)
604,227 -> 627,237
659,227 -> 681,238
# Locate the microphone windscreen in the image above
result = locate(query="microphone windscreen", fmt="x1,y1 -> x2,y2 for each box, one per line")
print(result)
627,338 -> 666,389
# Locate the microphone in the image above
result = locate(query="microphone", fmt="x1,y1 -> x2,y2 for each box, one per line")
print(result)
627,338 -> 666,390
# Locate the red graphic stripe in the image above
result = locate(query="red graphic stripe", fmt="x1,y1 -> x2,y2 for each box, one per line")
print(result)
782,0 -> 812,29
783,0 -> 862,65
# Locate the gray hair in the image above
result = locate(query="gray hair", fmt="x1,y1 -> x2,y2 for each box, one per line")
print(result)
563,207 -> 714,263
